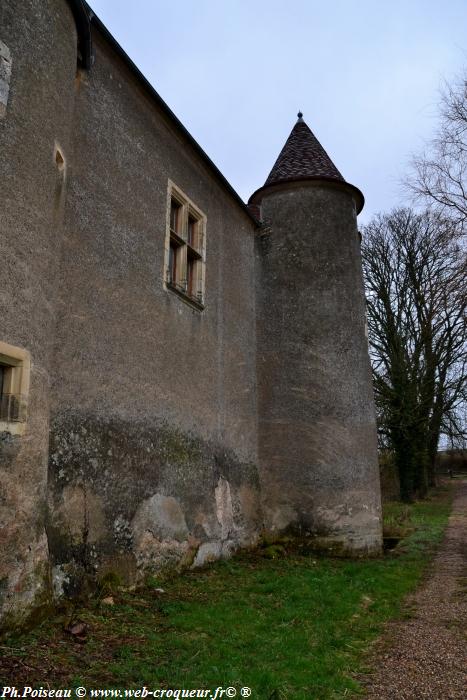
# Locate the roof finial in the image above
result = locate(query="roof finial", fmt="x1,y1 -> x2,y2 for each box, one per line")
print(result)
297,110 -> 304,121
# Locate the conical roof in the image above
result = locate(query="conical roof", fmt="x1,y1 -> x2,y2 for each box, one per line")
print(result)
264,113 -> 344,186
249,112 -> 364,214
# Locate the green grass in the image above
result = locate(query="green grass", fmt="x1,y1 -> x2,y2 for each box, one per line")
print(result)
0,486 -> 452,699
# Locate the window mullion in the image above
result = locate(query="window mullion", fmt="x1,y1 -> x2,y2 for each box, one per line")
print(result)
165,181 -> 206,309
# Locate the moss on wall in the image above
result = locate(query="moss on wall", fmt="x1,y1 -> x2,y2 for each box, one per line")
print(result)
47,411 -> 261,597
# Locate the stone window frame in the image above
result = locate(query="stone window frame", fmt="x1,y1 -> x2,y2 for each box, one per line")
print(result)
164,180 -> 206,311
0,340 -> 31,435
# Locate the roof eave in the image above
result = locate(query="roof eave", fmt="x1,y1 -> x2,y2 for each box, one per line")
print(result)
66,1 -> 260,228
248,176 -> 365,215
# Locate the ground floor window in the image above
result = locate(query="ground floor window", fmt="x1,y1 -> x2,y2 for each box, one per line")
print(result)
0,341 -> 30,434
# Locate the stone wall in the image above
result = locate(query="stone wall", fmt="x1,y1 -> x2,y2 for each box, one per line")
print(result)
46,28 -> 261,594
0,4 -> 261,626
0,0 -> 79,627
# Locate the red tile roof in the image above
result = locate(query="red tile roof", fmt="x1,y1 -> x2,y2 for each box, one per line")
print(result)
264,115 -> 345,186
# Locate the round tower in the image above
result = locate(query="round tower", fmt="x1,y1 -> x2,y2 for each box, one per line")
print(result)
250,113 -> 382,555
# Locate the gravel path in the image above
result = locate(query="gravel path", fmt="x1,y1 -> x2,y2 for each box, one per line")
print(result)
363,479 -> 467,700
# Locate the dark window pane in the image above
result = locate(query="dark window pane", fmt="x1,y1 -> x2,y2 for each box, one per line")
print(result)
169,241 -> 177,283
188,215 -> 197,247
187,259 -> 195,295
170,200 -> 181,233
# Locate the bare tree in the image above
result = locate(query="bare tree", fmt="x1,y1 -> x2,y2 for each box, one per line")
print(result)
406,71 -> 467,232
443,403 -> 467,450
361,208 -> 467,501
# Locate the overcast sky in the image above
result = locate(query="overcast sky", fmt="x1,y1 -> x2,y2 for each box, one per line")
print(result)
89,0 -> 467,223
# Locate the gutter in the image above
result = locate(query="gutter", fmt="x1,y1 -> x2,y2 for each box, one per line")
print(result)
66,0 -> 93,69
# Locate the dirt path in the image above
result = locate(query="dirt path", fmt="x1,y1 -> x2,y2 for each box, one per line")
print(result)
363,479 -> 467,699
